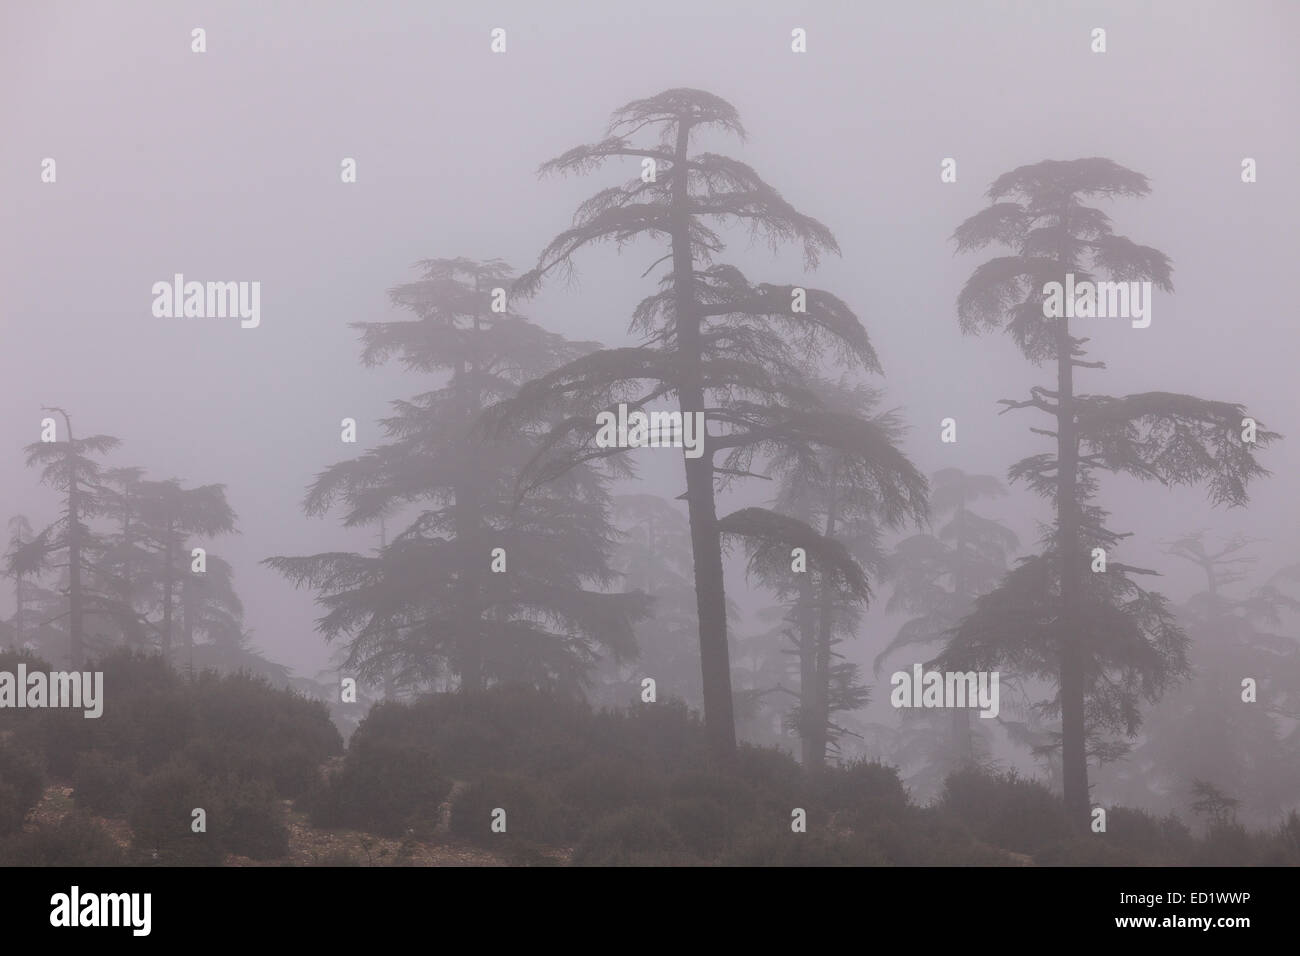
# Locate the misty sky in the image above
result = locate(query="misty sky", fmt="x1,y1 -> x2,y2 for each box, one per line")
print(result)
2,0 -> 1297,691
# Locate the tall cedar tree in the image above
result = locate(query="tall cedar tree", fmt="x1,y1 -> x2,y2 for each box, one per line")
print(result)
4,515 -> 41,647
876,469 -> 1018,770
267,258 -> 648,694
497,89 -> 926,760
944,159 -> 1277,827
97,467 -> 156,651
754,379 -> 923,768
22,408 -> 123,668
129,478 -> 237,665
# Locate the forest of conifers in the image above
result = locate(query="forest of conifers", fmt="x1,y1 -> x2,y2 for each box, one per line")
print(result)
3,83 -> 1297,868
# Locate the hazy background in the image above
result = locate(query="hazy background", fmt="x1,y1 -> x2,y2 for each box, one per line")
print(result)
2,0 -> 1296,707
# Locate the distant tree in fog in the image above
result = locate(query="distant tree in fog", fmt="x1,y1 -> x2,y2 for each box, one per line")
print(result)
267,258 -> 648,695
943,159 -> 1277,829
22,408 -> 122,668
877,468 -> 1018,774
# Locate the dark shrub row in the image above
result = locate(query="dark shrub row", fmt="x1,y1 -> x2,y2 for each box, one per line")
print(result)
0,648 -> 340,864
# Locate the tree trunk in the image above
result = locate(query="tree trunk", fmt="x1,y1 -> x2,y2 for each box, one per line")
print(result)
1055,251 -> 1088,830
66,425 -> 84,670
951,502 -> 975,767
808,477 -> 841,769
182,572 -> 195,678
452,295 -> 491,693
795,575 -> 817,767
162,523 -> 175,664
14,575 -> 24,647
379,518 -> 396,700
670,117 -> 736,761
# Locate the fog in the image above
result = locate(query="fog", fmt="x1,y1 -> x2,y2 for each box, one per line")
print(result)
2,0 -> 1298,862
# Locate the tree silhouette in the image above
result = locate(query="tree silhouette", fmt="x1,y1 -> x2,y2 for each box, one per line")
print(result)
945,158 -> 1277,828
496,89 -> 925,760
750,379 -> 924,768
267,258 -> 648,694
22,408 -> 122,668
95,466 -> 156,652
1098,533 -> 1300,821
179,551 -> 246,677
131,479 -> 238,666
4,515 -> 43,649
590,494 -> 704,710
877,468 -> 1018,771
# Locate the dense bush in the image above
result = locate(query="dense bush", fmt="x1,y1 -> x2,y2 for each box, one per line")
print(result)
938,767 -> 1071,855
1100,806 -> 1195,864
305,734 -> 450,837
190,670 -> 341,798
72,752 -> 141,816
129,760 -> 225,865
665,797 -> 731,856
3,648 -> 340,866
734,744 -> 806,813
820,760 -> 910,830
215,776 -> 290,860
572,807 -> 693,866
557,756 -> 665,817
1260,811 -> 1300,866
7,651 -> 341,795
127,763 -> 290,863
0,741 -> 46,836
450,771 -> 577,846
1190,822 -> 1259,866
0,813 -> 127,866
6,652 -> 1296,867
0,784 -> 31,838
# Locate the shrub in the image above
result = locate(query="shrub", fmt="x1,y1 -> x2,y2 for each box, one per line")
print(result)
735,744 -> 805,812
215,776 -> 289,860
1191,822 -> 1258,866
450,772 -> 577,846
557,756 -> 665,818
0,812 -> 127,866
572,807 -> 691,866
938,767 -> 1070,854
73,752 -> 140,816
306,736 -> 450,837
666,797 -> 731,857
0,741 -> 46,836
1259,811 -> 1300,866
1102,806 -> 1194,863
129,760 -> 224,865
820,760 -> 910,826
190,670 -> 342,798
0,784 -> 30,838
113,690 -> 196,774
668,770 -> 757,816
427,715 -> 509,776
